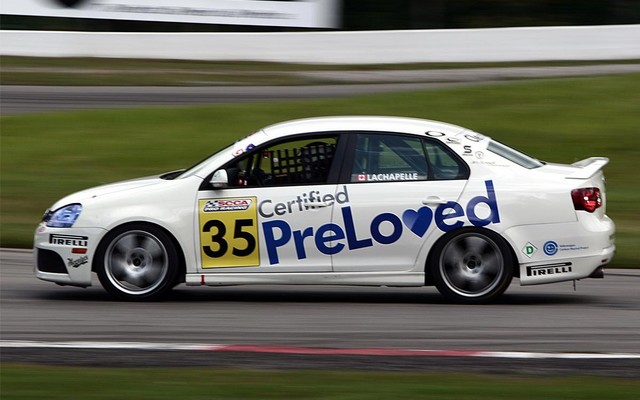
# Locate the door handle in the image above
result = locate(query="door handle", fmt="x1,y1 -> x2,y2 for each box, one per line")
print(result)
307,202 -> 332,208
422,196 -> 448,206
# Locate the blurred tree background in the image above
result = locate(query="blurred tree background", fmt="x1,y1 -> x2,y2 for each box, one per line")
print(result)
1,0 -> 639,31
343,0 -> 640,30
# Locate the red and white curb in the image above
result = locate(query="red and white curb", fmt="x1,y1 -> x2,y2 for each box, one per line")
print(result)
2,340 -> 639,360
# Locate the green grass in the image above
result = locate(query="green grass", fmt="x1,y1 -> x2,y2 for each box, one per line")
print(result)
2,365 -> 639,400
1,74 -> 639,266
4,56 -> 639,71
2,56 -> 639,86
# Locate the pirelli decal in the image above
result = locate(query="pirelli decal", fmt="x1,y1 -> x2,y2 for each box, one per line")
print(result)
49,234 -> 88,247
526,262 -> 573,277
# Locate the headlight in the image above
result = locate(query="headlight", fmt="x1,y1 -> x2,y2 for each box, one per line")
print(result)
46,204 -> 82,228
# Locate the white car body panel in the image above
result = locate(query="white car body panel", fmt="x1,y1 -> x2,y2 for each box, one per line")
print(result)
329,180 -> 467,273
196,185 -> 337,273
33,116 -> 615,300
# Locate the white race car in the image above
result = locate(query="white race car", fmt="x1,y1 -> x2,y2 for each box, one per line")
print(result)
34,117 -> 615,303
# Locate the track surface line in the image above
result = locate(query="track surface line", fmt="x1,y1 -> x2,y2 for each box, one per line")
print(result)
2,340 -> 639,360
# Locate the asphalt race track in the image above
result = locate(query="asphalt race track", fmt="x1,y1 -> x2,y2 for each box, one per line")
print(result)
2,249 -> 639,376
3,64 -> 640,115
3,66 -> 640,375
0,82 -> 490,115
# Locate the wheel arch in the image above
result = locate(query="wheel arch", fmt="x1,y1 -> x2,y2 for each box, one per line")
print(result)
424,226 -> 519,286
92,221 -> 187,284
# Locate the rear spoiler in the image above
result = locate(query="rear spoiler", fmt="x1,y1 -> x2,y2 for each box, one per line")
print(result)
566,157 -> 609,179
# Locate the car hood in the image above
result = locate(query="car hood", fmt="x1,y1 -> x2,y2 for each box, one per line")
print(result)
51,175 -> 164,209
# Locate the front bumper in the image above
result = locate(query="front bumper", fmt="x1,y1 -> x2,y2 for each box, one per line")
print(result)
33,223 -> 107,287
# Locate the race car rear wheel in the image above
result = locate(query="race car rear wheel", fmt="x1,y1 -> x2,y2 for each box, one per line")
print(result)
96,224 -> 178,301
430,228 -> 513,304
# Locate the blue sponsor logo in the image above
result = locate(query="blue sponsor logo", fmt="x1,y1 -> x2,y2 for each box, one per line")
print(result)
543,241 -> 558,256
262,180 -> 501,265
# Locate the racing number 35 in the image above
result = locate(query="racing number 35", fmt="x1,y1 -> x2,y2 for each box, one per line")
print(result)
199,198 -> 260,268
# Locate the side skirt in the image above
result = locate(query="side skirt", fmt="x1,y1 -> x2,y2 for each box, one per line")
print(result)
185,272 -> 426,287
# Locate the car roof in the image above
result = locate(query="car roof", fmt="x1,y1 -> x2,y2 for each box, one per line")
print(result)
260,116 -> 469,139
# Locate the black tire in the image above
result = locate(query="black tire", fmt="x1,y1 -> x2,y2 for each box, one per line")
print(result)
96,224 -> 179,301
430,228 -> 514,304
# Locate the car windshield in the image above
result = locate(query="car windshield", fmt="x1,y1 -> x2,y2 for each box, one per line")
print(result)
174,142 -> 236,179
487,139 -> 544,169
176,131 -> 268,179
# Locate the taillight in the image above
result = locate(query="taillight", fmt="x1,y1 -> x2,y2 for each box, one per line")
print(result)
571,187 -> 602,213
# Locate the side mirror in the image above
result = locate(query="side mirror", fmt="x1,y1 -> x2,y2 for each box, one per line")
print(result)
210,169 -> 229,189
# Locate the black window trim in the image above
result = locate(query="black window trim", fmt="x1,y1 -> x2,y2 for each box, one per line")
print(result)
199,130 -> 471,191
337,131 -> 470,184
199,131 -> 347,191
422,136 -> 471,181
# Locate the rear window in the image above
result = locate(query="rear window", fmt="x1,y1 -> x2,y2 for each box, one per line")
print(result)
487,140 -> 544,169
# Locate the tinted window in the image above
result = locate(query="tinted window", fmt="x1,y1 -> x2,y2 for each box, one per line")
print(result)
350,134 -> 428,183
225,136 -> 338,187
487,139 -> 544,169
349,133 -> 468,183
424,140 -> 469,180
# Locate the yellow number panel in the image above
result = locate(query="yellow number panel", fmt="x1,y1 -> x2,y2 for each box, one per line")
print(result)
199,197 -> 260,268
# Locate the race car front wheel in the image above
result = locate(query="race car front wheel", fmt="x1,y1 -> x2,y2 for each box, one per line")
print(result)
430,228 -> 514,304
96,224 -> 179,301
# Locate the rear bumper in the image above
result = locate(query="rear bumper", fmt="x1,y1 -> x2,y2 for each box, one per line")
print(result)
519,243 -> 615,286
504,214 -> 615,285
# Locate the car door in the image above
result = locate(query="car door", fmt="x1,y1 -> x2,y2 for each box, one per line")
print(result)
196,134 -> 343,273
331,132 -> 469,272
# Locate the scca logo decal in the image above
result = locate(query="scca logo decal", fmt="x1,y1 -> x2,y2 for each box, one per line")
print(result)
203,198 -> 253,212
263,180 -> 500,264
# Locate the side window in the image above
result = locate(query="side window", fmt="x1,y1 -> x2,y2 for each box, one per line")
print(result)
350,133 -> 428,182
424,141 -> 468,180
226,136 -> 338,187
348,133 -> 469,183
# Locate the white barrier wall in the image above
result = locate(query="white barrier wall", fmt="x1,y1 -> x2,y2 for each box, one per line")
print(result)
1,25 -> 639,64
